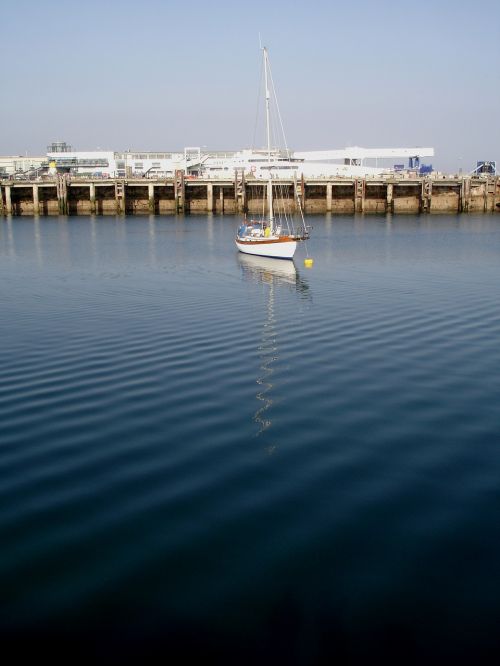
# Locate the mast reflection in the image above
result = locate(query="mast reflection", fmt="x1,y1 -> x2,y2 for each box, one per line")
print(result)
238,254 -> 311,454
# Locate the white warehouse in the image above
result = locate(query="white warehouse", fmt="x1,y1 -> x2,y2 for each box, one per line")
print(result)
44,142 -> 435,179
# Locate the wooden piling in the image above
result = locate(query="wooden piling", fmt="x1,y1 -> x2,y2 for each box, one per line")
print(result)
56,175 -> 68,215
5,185 -> 12,215
33,184 -> 39,215
386,183 -> 394,213
241,172 -> 247,213
207,183 -> 214,212
293,173 -> 306,213
148,182 -> 155,213
174,170 -> 185,213
89,182 -> 96,214
56,177 -> 62,214
354,179 -> 365,212
326,183 -> 332,212
420,179 -> 432,213
234,169 -> 246,213
219,186 -> 224,213
115,181 -> 125,214
466,178 -> 472,212
486,177 -> 496,212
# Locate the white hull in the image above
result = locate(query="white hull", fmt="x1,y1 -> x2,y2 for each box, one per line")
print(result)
235,238 -> 297,259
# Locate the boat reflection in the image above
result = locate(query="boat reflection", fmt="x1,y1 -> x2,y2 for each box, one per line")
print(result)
238,254 -> 311,295
238,254 -> 311,453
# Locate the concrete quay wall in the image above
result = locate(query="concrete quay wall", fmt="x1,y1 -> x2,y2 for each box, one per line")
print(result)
1,175 -> 499,217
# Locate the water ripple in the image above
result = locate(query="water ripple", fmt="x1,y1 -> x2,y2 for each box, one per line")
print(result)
1,215 -> 500,659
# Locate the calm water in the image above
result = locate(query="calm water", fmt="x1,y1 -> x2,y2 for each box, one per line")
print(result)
1,214 -> 500,662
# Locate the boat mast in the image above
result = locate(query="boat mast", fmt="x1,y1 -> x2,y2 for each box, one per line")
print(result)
263,47 -> 274,232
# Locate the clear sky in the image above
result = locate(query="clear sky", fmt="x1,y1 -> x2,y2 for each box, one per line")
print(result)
1,0 -> 499,172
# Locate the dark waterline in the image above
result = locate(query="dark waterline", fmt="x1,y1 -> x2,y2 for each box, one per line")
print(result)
1,214 -> 500,662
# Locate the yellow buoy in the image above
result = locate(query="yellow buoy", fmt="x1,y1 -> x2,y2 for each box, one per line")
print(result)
304,258 -> 314,268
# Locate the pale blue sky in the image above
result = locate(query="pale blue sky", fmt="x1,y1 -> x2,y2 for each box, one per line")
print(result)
1,0 -> 499,171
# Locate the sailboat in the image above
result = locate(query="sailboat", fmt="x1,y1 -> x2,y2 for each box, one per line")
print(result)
235,47 -> 310,260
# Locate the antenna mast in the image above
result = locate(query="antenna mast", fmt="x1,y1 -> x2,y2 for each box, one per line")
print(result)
263,47 -> 274,230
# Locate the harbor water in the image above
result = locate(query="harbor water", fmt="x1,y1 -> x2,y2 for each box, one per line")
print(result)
1,214 -> 500,662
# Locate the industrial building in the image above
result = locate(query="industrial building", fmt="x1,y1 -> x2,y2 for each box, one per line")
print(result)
40,142 -> 436,180
0,155 -> 46,178
3,142 -> 498,181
